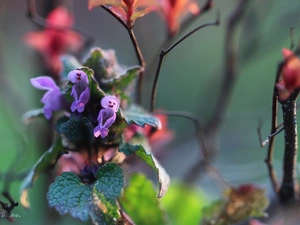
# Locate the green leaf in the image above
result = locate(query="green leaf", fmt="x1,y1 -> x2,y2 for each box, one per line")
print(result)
47,163 -> 124,225
119,173 -> 167,225
202,184 -> 269,225
20,137 -> 64,209
101,66 -> 141,93
21,108 -> 44,124
122,105 -> 162,129
161,182 -> 207,225
83,48 -> 107,81
55,115 -> 94,144
118,143 -> 170,198
60,54 -> 81,80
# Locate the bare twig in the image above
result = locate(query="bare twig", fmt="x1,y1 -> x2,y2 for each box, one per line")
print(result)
204,0 -> 252,134
101,6 -> 145,104
0,192 -> 18,222
150,15 -> 220,112
257,121 -> 284,147
146,0 -> 214,73
290,27 -> 295,50
154,111 -> 229,188
26,0 -> 93,47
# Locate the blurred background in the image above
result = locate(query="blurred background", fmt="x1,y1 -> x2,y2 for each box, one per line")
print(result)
0,0 -> 300,224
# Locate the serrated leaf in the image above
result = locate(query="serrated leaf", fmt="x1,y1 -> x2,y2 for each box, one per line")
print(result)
122,105 -> 161,129
101,66 -> 141,93
118,143 -> 169,198
83,48 -> 107,81
21,108 -> 44,124
95,163 -> 124,201
47,163 -> 124,225
55,115 -> 94,144
162,182 -> 207,225
60,54 -> 81,80
119,173 -> 167,225
20,137 -> 64,208
202,184 -> 269,225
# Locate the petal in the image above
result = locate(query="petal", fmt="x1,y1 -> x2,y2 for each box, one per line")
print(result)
100,95 -> 119,112
65,31 -> 83,52
43,107 -> 52,119
68,70 -> 89,84
94,126 -> 101,138
103,112 -> 116,128
24,32 -> 49,52
79,87 -> 91,104
30,76 -> 59,90
46,7 -> 74,28
282,48 -> 294,60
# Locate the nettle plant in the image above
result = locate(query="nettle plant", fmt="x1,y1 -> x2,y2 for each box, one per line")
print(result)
6,0 -> 299,225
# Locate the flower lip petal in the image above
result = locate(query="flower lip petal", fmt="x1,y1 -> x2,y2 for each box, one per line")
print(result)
30,76 -> 59,90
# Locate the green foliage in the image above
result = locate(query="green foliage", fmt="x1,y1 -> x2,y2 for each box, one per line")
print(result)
161,182 -> 207,225
47,163 -> 124,225
20,137 -> 65,209
60,54 -> 81,80
101,66 -> 141,93
21,108 -> 44,124
119,173 -> 167,225
119,142 -> 170,198
202,185 -> 269,225
55,115 -> 94,144
122,104 -> 162,129
83,48 -> 108,81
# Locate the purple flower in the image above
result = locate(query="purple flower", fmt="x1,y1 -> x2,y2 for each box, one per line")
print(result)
68,70 -> 90,113
30,76 -> 64,119
94,96 -> 120,138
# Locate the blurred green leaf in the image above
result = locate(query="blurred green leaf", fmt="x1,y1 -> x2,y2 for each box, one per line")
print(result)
202,184 -> 269,225
55,115 -> 94,144
83,48 -> 107,81
119,173 -> 167,225
20,137 -> 64,209
118,142 -> 169,198
162,182 -> 207,225
101,66 -> 141,93
122,105 -> 162,129
60,54 -> 81,80
21,108 -> 44,124
47,163 -> 124,224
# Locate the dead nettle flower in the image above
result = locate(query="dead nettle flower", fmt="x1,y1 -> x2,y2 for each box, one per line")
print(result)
94,96 -> 120,138
276,48 -> 300,101
88,0 -> 158,28
158,0 -> 200,35
68,70 -> 91,113
25,7 -> 82,76
30,76 -> 65,119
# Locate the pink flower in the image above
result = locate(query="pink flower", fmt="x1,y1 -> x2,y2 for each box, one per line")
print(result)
25,7 -> 82,76
276,48 -> 300,101
89,0 -> 158,28
158,0 -> 201,35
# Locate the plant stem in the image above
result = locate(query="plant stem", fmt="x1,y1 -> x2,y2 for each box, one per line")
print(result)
278,94 -> 299,204
101,6 -> 145,104
150,18 -> 220,112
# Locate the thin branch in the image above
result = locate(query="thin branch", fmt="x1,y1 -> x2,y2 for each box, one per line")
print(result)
0,192 -> 19,222
204,0 -> 251,134
290,27 -> 295,50
26,0 -> 93,47
154,111 -> 229,188
147,0 -> 214,72
150,16 -> 220,112
101,6 -> 145,104
257,121 -> 284,147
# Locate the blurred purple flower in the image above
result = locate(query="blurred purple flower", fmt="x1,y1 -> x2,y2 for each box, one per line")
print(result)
30,76 -> 64,119
68,70 -> 90,113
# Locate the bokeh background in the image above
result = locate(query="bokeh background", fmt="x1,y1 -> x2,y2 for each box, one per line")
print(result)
1,0 -> 300,224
